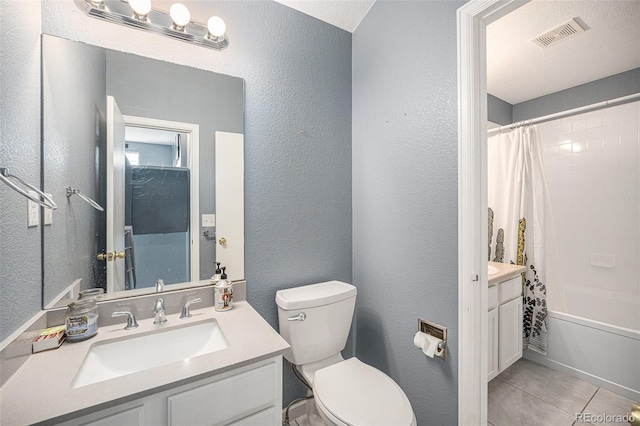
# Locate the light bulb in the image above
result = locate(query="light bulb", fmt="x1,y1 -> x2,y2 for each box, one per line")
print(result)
88,0 -> 105,9
207,16 -> 226,38
169,3 -> 190,29
130,0 -> 151,18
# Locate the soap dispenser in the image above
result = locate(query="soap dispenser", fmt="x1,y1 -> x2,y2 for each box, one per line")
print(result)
210,262 -> 222,284
214,267 -> 233,312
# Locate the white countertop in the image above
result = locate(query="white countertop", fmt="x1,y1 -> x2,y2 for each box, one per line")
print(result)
0,301 -> 290,425
488,261 -> 526,286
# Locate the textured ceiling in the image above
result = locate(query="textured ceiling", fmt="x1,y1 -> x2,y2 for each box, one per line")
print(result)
273,0 -> 375,32
487,0 -> 640,105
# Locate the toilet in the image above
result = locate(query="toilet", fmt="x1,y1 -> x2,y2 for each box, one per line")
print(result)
276,281 -> 416,426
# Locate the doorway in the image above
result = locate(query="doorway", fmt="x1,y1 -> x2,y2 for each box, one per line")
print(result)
106,105 -> 200,292
457,1 -> 527,424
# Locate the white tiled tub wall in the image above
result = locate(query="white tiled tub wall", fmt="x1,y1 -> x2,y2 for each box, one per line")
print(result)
537,101 -> 640,331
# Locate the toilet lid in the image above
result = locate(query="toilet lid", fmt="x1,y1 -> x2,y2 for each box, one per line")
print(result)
313,358 -> 414,426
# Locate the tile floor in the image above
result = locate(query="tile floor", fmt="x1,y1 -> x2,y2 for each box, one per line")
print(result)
489,358 -> 639,426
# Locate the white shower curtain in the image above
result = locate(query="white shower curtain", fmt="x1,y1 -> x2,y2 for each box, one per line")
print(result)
488,126 -> 548,354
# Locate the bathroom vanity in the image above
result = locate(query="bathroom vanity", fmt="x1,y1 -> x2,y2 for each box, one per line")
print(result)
487,262 -> 526,381
0,300 -> 289,425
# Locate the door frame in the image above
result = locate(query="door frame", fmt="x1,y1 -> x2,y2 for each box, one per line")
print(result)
123,115 -> 200,284
457,1 -> 528,424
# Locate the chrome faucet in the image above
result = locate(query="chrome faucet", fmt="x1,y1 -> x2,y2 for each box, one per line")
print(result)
153,297 -> 167,325
155,279 -> 164,293
180,298 -> 203,319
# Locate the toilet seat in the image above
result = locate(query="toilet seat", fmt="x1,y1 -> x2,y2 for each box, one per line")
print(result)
313,357 -> 416,426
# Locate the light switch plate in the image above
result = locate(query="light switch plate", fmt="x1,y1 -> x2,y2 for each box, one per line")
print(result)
27,191 -> 40,227
202,214 -> 216,227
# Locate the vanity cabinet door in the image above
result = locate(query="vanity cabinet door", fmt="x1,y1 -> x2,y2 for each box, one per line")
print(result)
167,358 -> 280,426
487,308 -> 499,381
498,296 -> 523,372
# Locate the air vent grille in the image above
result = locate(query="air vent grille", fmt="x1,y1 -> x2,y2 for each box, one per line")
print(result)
531,18 -> 587,48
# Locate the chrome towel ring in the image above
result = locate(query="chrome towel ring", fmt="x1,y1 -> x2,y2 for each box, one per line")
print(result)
0,168 -> 57,209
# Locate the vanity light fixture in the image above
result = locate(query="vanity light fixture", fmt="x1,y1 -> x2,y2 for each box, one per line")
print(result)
206,16 -> 226,40
88,0 -> 106,10
169,3 -> 190,32
74,0 -> 229,51
129,0 -> 151,21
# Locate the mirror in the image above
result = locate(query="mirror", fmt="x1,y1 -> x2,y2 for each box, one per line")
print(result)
42,35 -> 244,308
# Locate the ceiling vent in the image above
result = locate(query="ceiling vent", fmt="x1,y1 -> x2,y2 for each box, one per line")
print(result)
531,18 -> 587,48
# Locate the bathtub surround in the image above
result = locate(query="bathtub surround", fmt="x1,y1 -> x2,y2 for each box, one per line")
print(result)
353,1 -> 461,423
536,101 -> 640,329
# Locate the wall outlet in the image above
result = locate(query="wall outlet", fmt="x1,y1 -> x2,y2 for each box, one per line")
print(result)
202,214 -> 216,227
27,191 -> 40,227
44,193 -> 53,225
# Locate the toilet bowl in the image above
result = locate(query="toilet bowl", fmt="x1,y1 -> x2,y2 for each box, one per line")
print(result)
313,358 -> 416,426
276,281 -> 416,426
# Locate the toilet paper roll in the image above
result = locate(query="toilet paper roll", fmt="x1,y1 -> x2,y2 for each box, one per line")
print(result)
413,331 -> 443,358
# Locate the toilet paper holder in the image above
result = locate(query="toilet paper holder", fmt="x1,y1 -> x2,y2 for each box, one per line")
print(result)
418,318 -> 447,361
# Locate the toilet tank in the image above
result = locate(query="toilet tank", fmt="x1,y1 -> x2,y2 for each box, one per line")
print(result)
276,281 -> 357,366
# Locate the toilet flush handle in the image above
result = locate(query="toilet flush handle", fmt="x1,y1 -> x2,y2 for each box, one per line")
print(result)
287,312 -> 306,321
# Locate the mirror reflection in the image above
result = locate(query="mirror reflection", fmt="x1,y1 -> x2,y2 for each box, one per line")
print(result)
42,35 -> 244,308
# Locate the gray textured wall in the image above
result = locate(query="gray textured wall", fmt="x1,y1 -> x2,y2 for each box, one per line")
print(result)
0,1 -> 42,342
513,67 -> 640,121
352,1 -> 460,424
106,48 -> 244,281
2,0 -> 352,406
42,36 -> 106,305
488,94 -> 513,125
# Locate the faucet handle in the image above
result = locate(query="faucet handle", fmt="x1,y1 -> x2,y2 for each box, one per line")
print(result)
112,311 -> 139,330
155,279 -> 165,293
180,298 -> 203,319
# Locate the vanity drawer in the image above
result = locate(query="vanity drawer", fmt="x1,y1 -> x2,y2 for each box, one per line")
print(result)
168,358 -> 279,425
488,285 -> 498,311
499,276 -> 522,304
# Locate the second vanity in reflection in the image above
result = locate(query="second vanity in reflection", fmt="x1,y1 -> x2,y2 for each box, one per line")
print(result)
487,261 -> 526,381
0,286 -> 290,426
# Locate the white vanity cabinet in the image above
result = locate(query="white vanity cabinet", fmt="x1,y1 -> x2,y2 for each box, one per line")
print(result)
487,305 -> 499,381
487,275 -> 523,381
60,356 -> 282,426
498,296 -> 523,371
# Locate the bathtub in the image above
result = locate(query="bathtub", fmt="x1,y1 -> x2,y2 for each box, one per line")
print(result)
524,310 -> 640,401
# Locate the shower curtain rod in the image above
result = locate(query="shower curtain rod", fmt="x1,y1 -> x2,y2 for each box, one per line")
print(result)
487,92 -> 640,136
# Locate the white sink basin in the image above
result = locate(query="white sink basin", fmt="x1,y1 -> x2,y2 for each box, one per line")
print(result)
488,265 -> 500,276
72,320 -> 228,388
